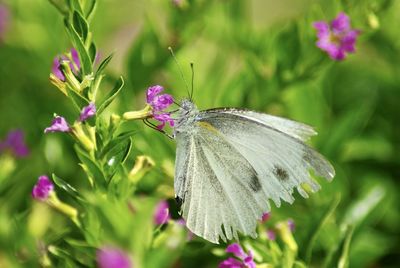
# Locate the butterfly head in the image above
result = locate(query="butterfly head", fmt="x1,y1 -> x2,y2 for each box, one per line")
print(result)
174,99 -> 199,134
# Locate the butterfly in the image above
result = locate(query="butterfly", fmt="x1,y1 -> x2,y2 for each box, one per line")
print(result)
172,98 -> 335,244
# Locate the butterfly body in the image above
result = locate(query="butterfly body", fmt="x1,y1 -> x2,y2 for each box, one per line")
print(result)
173,99 -> 335,244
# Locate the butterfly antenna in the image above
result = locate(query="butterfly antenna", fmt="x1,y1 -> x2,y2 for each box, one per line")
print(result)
190,62 -> 195,101
168,47 -> 191,100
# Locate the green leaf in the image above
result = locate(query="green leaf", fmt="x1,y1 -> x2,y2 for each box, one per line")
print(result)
102,137 -> 132,177
86,0 -> 97,21
74,144 -> 106,188
65,85 -> 90,111
72,11 -> 89,41
64,19 -> 92,75
95,54 -> 113,76
89,42 -> 97,63
52,173 -> 84,201
305,194 -> 341,264
66,0 -> 84,14
338,226 -> 355,268
97,76 -> 124,115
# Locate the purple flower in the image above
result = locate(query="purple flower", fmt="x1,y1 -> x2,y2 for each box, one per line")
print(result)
51,48 -> 81,81
0,129 -> 29,157
267,230 -> 276,241
153,113 -> 175,130
219,243 -> 256,268
79,102 -> 96,122
313,12 -> 360,60
154,200 -> 170,225
146,85 -> 175,130
96,246 -> 132,268
146,85 -> 174,111
32,175 -> 54,201
44,116 -> 70,133
288,219 -> 295,232
260,212 -> 270,222
0,4 -> 10,40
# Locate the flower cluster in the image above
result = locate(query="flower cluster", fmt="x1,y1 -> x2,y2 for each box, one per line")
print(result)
313,12 -> 360,60
52,48 -> 81,81
0,130 -> 29,157
44,102 -> 96,133
146,85 -> 175,130
219,243 -> 256,268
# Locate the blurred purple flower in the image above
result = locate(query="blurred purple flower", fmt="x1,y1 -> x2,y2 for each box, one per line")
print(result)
97,246 -> 132,268
44,116 -> 70,133
267,230 -> 276,241
79,102 -> 96,122
0,4 -> 10,40
146,85 -> 175,130
51,48 -> 81,81
313,12 -> 360,60
261,212 -> 270,222
288,219 -> 295,232
32,175 -> 54,201
0,129 -> 29,157
154,200 -> 170,225
219,243 -> 256,268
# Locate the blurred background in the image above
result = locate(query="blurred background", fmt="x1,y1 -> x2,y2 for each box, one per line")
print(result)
0,0 -> 399,267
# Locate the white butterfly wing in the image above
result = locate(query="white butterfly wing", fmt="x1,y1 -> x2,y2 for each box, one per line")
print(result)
175,127 -> 268,243
174,108 -> 335,243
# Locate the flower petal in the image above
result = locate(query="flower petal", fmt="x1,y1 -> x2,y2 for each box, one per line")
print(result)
226,243 -> 246,259
153,200 -> 170,225
218,257 -> 244,268
331,12 -> 350,33
32,175 -> 54,201
79,102 -> 96,122
96,247 -> 132,268
44,116 -> 70,133
146,85 -> 164,104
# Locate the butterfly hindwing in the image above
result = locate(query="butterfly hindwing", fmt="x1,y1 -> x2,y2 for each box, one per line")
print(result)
175,125 -> 268,243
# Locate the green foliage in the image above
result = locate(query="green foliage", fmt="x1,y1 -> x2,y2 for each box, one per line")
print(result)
0,0 -> 399,267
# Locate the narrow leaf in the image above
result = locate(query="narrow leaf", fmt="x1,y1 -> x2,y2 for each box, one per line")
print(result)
65,85 -> 90,111
72,11 -> 89,41
97,76 -> 124,115
64,19 -> 92,75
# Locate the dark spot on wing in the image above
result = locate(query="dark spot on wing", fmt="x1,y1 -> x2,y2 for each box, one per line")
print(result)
249,174 -> 262,192
273,165 -> 289,181
175,196 -> 184,210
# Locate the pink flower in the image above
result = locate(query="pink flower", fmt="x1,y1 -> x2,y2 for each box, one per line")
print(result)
219,243 -> 256,268
313,12 -> 360,60
267,230 -> 276,241
260,212 -> 270,222
153,113 -> 175,130
44,116 -> 70,133
32,175 -> 54,201
0,129 -> 29,157
145,85 -> 175,130
52,48 -> 81,81
96,246 -> 132,268
79,102 -> 96,122
288,219 -> 295,232
153,200 -> 170,225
